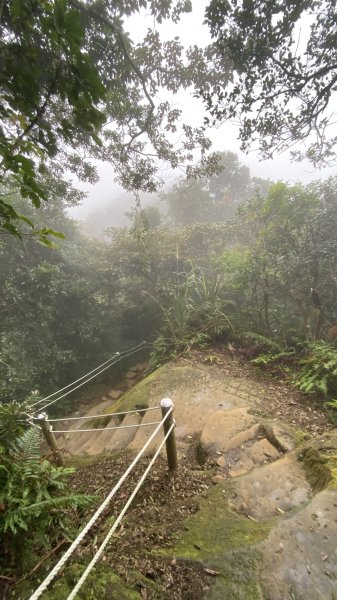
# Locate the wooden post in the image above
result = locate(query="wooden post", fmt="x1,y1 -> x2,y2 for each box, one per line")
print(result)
37,412 -> 64,466
160,398 -> 178,471
116,351 -> 122,380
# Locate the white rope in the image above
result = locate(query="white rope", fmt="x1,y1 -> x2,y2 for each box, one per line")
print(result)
30,354 -> 118,408
31,341 -> 150,409
67,422 -> 175,600
27,407 -> 172,600
34,344 -> 150,414
53,421 -> 161,433
45,405 -> 160,423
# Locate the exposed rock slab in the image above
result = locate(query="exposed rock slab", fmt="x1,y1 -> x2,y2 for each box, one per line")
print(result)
247,438 -> 280,464
200,408 -> 255,451
107,389 -> 122,400
261,489 -> 337,599
230,454 -> 311,520
58,398 -> 113,455
224,423 -> 261,451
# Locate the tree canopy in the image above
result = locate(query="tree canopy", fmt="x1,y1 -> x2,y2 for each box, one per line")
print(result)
163,151 -> 270,225
203,0 -> 337,164
0,0 -> 229,238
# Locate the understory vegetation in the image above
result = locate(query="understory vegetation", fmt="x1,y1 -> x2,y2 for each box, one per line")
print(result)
2,157 -> 337,408
0,421 -> 94,575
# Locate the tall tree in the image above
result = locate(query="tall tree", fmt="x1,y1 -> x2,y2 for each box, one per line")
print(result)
203,0 -> 337,165
0,0 -> 229,238
163,151 -> 270,225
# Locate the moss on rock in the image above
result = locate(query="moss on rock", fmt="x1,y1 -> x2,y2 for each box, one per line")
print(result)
297,429 -> 337,491
168,485 -> 273,560
158,483 -> 274,599
102,364 -> 171,415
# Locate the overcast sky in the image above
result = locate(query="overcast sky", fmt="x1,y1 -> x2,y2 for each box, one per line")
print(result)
69,1 -> 337,219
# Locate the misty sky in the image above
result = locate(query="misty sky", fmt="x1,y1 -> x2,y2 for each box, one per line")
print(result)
69,1 -> 337,220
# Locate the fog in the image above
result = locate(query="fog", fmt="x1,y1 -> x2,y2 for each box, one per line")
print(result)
68,1 -> 337,227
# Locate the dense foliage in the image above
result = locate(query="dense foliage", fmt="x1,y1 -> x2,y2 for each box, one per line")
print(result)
1,0 -> 231,238
162,151 -> 270,225
219,179 -> 337,343
0,425 -> 93,571
204,0 -> 337,164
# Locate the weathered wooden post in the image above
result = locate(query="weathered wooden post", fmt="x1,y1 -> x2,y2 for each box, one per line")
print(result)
37,412 -> 64,466
160,398 -> 178,471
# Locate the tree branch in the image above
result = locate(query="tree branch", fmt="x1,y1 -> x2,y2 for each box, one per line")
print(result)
68,0 -> 155,154
13,64 -> 61,150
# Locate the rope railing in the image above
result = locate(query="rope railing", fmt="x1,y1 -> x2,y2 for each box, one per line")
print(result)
31,342 -> 148,407
28,401 -> 176,600
52,421 -> 161,434
32,341 -> 151,414
43,405 -> 160,423
67,422 -> 175,600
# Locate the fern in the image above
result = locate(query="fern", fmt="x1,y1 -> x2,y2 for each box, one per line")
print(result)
0,427 -> 95,571
0,400 -> 31,448
293,341 -> 337,397
241,331 -> 283,352
9,426 -> 41,464
252,349 -> 295,366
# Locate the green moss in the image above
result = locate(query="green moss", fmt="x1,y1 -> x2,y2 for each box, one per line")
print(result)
87,414 -> 113,429
297,430 -> 337,491
156,483 -> 273,599
101,363 -> 195,416
168,485 -> 273,560
13,564 -> 142,600
205,550 -> 265,600
294,428 -> 310,446
102,365 -> 168,415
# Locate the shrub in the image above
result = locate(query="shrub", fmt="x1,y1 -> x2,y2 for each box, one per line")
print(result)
293,341 -> 337,397
0,427 -> 94,571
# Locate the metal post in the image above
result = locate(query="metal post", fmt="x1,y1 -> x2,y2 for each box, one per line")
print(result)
37,412 -> 64,466
160,398 -> 178,471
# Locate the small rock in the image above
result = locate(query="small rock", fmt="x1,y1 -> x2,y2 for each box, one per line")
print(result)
108,389 -> 122,400
212,475 -> 225,484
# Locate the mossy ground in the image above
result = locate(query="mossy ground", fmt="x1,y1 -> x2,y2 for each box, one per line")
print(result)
159,483 -> 274,599
298,430 -> 337,490
7,357 -> 337,600
101,365 -> 170,415
13,564 -> 143,600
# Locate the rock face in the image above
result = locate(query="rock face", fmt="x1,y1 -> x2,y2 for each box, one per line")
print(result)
55,359 -> 337,599
260,489 -> 337,599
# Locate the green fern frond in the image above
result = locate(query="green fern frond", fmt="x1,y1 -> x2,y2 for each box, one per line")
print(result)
20,493 -> 96,516
10,427 -> 41,464
241,331 -> 283,352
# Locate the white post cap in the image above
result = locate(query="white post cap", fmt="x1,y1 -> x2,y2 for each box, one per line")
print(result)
160,397 -> 174,408
36,412 -> 47,420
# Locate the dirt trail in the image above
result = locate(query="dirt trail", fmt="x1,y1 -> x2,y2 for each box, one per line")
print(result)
55,356 -> 337,599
